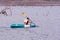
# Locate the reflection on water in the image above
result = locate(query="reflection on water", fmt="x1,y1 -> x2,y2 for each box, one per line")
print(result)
0,27 -> 49,40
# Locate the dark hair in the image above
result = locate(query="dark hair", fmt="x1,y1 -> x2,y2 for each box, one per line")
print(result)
26,17 -> 29,25
27,17 -> 29,19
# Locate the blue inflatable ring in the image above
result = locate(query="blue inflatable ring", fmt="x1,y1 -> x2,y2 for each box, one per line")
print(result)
11,24 -> 36,28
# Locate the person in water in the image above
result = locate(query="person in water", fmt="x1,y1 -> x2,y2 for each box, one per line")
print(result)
24,17 -> 39,27
24,17 -> 32,27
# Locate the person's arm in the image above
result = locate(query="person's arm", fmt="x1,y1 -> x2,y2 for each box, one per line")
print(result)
24,21 -> 26,25
24,19 -> 27,24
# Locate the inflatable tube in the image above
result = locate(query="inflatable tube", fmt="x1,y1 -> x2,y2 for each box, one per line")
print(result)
30,23 -> 36,28
11,24 -> 36,28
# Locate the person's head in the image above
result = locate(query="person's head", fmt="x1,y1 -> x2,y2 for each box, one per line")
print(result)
27,17 -> 29,20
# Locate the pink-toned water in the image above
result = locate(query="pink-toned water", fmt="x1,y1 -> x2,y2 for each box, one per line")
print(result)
0,6 -> 60,40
